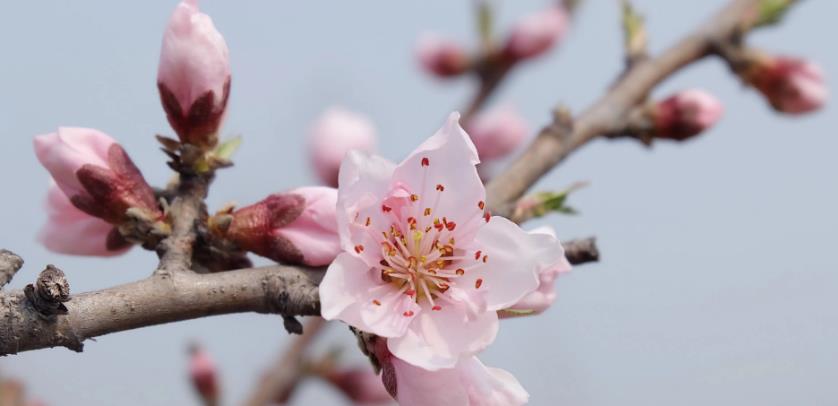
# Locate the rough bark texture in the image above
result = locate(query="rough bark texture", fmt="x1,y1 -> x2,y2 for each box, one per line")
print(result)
0,265 -> 322,355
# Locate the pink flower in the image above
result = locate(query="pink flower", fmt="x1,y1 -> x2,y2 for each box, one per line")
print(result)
158,0 -> 231,148
416,34 -> 471,78
466,106 -> 528,161
502,226 -> 571,317
319,112 -> 564,370
188,344 -> 219,406
308,108 -> 377,187
33,127 -> 160,225
652,89 -> 724,141
221,186 -> 341,266
322,367 -> 393,404
747,55 -> 827,114
38,184 -> 131,257
504,5 -> 568,60
374,338 -> 528,406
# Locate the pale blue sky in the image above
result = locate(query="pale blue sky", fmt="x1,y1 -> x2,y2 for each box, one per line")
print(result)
1,1 -> 836,405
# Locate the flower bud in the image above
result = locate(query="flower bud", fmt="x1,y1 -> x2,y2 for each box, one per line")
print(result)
33,128 -> 161,225
504,5 -> 568,60
308,108 -> 377,187
502,226 -> 571,316
322,367 -> 393,404
651,89 -> 723,140
466,105 -> 528,161
745,54 -> 827,114
416,34 -> 471,78
158,0 -> 231,148
39,184 -> 132,257
219,187 -> 340,266
189,344 -> 219,406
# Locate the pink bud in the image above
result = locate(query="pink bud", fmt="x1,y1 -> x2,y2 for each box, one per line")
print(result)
652,89 -> 724,140
416,34 -> 471,78
308,108 -> 377,187
224,187 -> 340,266
189,345 -> 219,406
39,184 -> 132,257
33,128 -> 160,224
504,5 -> 568,60
748,55 -> 827,114
466,106 -> 528,160
158,0 -> 231,148
323,368 -> 393,404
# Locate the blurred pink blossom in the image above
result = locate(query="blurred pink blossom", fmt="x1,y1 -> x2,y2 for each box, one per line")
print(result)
467,106 -> 528,161
158,0 -> 231,147
189,345 -> 219,406
504,5 -> 568,60
319,113 -> 564,370
322,367 -> 393,404
416,34 -> 471,77
652,89 -> 724,140
747,55 -> 827,114
308,108 -> 377,187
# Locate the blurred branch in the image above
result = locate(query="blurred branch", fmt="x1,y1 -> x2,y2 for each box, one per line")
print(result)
486,0 -> 778,217
243,318 -> 327,406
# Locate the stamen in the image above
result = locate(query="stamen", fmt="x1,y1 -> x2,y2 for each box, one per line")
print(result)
354,244 -> 364,254
478,201 -> 485,210
421,157 -> 429,167
474,250 -> 482,260
436,184 -> 445,191
372,299 -> 382,306
410,194 -> 419,202
475,278 -> 483,289
403,310 -> 414,317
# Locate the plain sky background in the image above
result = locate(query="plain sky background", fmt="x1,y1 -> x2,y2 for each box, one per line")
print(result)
0,0 -> 836,405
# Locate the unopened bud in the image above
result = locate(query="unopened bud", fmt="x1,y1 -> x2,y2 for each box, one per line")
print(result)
158,0 -> 231,148
416,34 -> 471,78
466,105 -> 528,161
308,108 -> 377,187
39,184 -> 132,257
220,187 -> 340,266
34,128 -> 162,226
651,89 -> 723,140
189,344 -> 220,406
744,53 -> 827,114
503,5 -> 568,60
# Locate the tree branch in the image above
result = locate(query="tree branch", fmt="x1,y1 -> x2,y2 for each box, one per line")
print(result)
0,264 -> 322,355
0,238 -> 595,356
155,173 -> 211,275
0,250 -> 24,289
486,0 -> 762,217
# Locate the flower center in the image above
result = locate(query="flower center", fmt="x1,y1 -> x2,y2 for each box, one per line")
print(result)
356,156 -> 491,315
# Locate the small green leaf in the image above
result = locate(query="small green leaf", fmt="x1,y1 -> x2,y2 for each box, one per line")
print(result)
214,135 -> 242,161
754,0 -> 796,27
